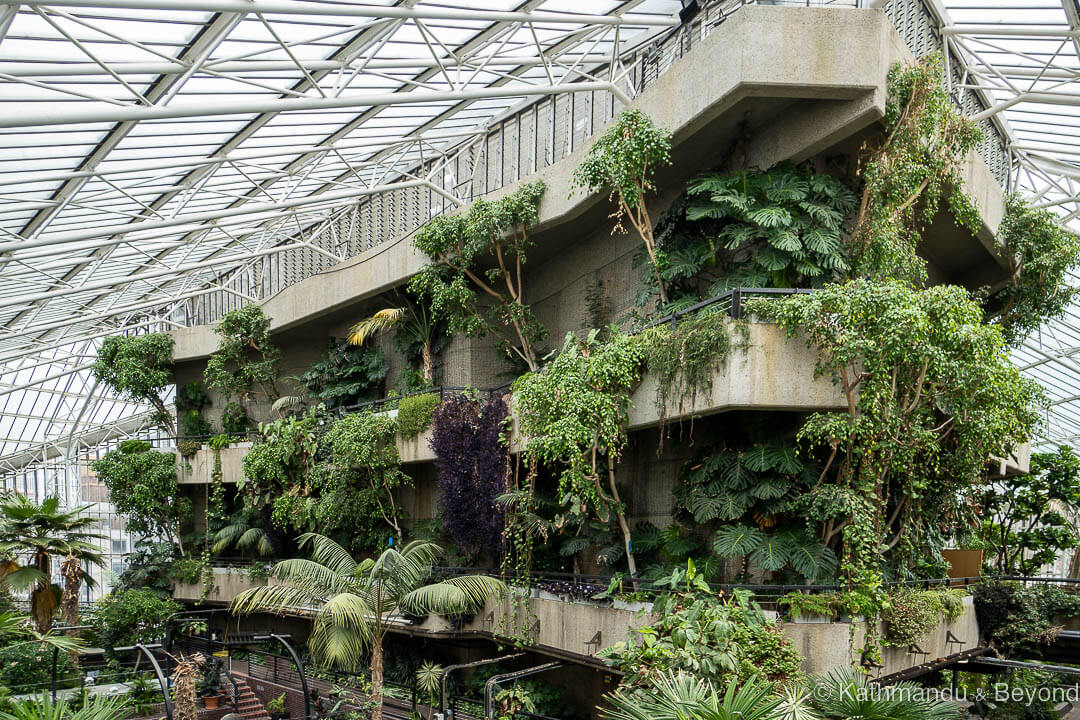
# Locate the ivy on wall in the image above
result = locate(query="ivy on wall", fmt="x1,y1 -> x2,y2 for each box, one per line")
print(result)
92,333 -> 176,435
410,181 -> 547,372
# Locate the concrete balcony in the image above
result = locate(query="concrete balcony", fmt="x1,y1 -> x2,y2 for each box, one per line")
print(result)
173,566 -> 268,603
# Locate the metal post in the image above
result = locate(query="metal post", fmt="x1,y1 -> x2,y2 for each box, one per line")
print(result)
439,653 -> 525,717
483,663 -> 562,720
270,633 -> 311,720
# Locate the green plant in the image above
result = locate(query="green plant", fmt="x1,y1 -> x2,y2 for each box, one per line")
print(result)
92,441 -> 189,555
86,589 -> 182,659
973,581 -> 1080,654
212,509 -> 275,557
125,674 -> 161,715
882,588 -> 942,647
221,401 -> 251,435
177,440 -> 202,458
410,181 -> 547,371
0,495 -> 106,633
0,692 -> 132,720
204,305 -> 281,401
299,337 -> 388,409
979,445 -> 1080,576
232,535 -> 505,720
397,393 -> 440,439
266,694 -> 286,715
114,540 -> 178,597
239,411 -> 320,531
415,662 -> 444,708
0,637 -> 76,693
514,329 -> 645,574
778,592 -> 839,620
849,55 -> 982,285
750,280 -> 1043,644
984,194 -> 1080,345
323,411 -> 410,541
349,292 -> 448,386
180,410 -> 213,438
572,110 -> 673,303
92,333 -> 176,435
807,666 -> 961,719
495,686 -> 534,720
682,164 -> 857,290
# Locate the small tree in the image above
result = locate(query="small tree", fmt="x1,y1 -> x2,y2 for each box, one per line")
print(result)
92,333 -> 176,435
92,440 -> 190,555
409,182 -> 547,372
232,535 -> 505,720
572,110 -> 673,304
980,446 -> 1080,576
348,292 -> 446,387
204,305 -> 281,402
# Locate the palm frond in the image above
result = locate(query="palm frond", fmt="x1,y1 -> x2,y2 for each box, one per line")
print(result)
348,308 -> 405,346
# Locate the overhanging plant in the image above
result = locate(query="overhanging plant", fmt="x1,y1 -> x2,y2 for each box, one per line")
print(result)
92,333 -> 176,435
410,181 -> 548,372
573,109 -> 673,304
204,305 -> 281,402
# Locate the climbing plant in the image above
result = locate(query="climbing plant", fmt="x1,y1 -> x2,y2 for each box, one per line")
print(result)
204,305 -> 281,401
92,440 -> 190,555
299,337 -> 388,409
429,392 -> 509,559
849,55 -> 982,284
513,329 -> 644,575
983,194 -> 1080,345
92,333 -> 176,435
176,381 -> 212,437
323,411 -> 411,543
410,182 -> 547,371
749,280 -> 1042,642
573,109 -> 673,304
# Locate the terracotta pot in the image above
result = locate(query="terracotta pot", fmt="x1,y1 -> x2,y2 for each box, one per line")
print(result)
942,549 -> 983,582
203,696 -> 220,710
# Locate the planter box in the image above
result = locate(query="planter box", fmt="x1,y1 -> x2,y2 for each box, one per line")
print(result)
942,549 -> 983,580
613,599 -> 653,613
789,613 -> 833,624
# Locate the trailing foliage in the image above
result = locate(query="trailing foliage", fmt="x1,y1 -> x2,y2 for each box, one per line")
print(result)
429,393 -> 509,558
680,164 -> 857,290
973,580 -> 1080,654
882,587 -> 968,647
639,312 -> 741,430
985,194 -> 1080,345
176,381 -> 211,437
514,329 -> 644,574
239,412 -> 319,532
323,411 -> 411,542
112,540 -> 178,598
572,110 -> 673,304
85,589 -> 182,660
397,392 -> 440,439
299,337 -> 388,409
204,305 -> 281,401
599,574 -> 802,690
92,333 -> 176,434
221,401 -> 251,435
849,55 -> 982,284
410,182 -> 547,371
91,440 -> 189,554
750,280 -> 1042,642
979,445 -> 1080,576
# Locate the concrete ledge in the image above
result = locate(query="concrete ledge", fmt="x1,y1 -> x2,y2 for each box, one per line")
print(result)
173,6 -> 989,364
173,566 -> 267,603
177,444 -> 252,485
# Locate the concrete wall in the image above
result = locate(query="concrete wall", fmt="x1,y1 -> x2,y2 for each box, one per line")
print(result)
174,566 -> 268,604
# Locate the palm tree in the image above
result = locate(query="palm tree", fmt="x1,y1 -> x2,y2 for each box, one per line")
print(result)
231,534 -> 504,720
349,298 -> 441,385
0,692 -> 130,720
0,495 -> 105,633
807,667 -> 960,720
603,671 -> 787,720
212,509 -> 276,557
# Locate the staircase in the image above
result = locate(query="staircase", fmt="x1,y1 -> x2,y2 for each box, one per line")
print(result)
232,679 -> 271,720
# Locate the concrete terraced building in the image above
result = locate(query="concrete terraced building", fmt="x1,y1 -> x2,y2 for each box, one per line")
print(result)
0,0 -> 1079,710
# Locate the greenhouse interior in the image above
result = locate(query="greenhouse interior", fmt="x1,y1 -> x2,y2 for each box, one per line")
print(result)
9,0 -> 1080,717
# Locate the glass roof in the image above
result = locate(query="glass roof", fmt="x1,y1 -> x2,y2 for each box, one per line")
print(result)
2,0 -> 1080,467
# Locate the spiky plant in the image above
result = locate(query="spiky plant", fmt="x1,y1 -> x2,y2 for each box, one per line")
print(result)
808,667 -> 960,720
0,691 -> 131,720
211,510 -> 276,557
0,496 -> 105,633
602,671 -> 787,720
349,301 -> 440,385
231,535 -> 505,720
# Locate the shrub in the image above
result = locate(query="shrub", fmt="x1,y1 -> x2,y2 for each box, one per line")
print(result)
397,393 -> 440,439
222,402 -> 251,435
882,589 -> 941,647
86,589 -> 182,658
91,442 -> 188,549
92,333 -> 175,432
0,643 -> 75,693
973,581 -> 1080,653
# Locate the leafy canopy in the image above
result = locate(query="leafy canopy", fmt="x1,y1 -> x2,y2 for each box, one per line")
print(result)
299,337 -> 388,409
410,181 -> 547,371
204,305 -> 281,401
92,440 -> 189,549
92,333 -> 175,432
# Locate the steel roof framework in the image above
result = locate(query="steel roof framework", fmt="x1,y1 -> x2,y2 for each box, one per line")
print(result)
1,0 -> 1080,473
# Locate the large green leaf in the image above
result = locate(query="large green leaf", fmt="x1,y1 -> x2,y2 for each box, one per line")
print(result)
712,525 -> 766,557
750,534 -> 794,572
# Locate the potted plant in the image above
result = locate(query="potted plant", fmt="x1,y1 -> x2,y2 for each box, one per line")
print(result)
198,661 -> 222,710
779,591 -> 837,623
267,692 -> 290,720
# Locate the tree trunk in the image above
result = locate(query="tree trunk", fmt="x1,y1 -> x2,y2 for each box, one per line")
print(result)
607,457 -> 637,582
60,554 -> 82,630
31,552 -> 54,634
421,341 -> 434,385
370,635 -> 384,720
